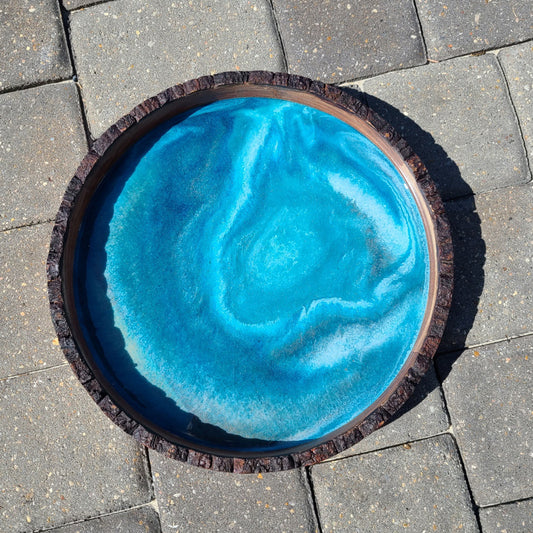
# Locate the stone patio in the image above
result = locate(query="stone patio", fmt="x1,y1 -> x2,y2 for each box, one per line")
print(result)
1,1 -> 531,531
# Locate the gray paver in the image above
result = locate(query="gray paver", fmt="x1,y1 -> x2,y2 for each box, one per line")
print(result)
0,223 -> 65,378
69,0 -> 284,137
0,82 -> 88,231
441,185 -> 533,350
0,0 -> 71,91
353,54 -> 530,201
47,505 -> 161,532
272,0 -> 425,83
312,435 -> 479,532
63,0 -> 106,10
327,363 -> 449,459
415,0 -> 533,60
479,499 -> 533,533
150,452 -> 316,533
499,42 -> 533,166
437,337 -> 533,507
0,365 -> 152,532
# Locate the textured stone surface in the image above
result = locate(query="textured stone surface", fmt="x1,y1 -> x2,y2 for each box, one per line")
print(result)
441,185 -> 533,351
499,42 -> 533,165
0,365 -> 152,532
479,499 -> 533,533
150,453 -> 316,533
272,0 -> 425,83
0,0 -> 71,91
356,54 -> 530,201
69,0 -> 284,137
312,435 -> 479,532
437,337 -> 533,506
0,82 -> 87,230
0,222 -> 64,378
63,0 -> 105,10
48,505 -> 161,532
416,0 -> 533,60
327,363 -> 449,458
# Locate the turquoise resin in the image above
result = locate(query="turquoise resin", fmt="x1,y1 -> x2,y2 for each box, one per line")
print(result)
75,97 -> 430,451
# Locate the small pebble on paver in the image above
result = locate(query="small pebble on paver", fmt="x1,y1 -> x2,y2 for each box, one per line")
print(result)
437,336 -> 533,507
441,185 -> 533,350
479,498 -> 533,533
328,362 -> 449,459
45,504 -> 161,532
0,82 -> 88,231
0,222 -> 65,377
0,0 -> 71,91
499,42 -> 533,165
311,434 -> 479,532
0,366 -> 152,533
353,54 -> 530,201
150,452 -> 316,533
272,0 -> 425,83
416,0 -> 533,60
69,0 -> 284,137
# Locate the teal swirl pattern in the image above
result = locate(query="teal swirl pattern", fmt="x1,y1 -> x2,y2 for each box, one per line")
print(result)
76,97 -> 429,447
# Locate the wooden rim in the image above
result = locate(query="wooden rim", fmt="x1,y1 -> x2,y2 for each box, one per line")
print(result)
47,71 -> 453,472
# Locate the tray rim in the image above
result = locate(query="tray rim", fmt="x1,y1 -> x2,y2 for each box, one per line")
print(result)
47,71 -> 453,473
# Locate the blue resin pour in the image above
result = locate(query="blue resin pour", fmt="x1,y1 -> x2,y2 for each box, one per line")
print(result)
74,97 -> 430,452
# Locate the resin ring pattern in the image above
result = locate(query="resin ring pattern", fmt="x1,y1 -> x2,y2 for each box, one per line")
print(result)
47,72 -> 453,473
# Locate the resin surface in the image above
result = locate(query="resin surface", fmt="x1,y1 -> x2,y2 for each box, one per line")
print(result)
74,97 -> 430,452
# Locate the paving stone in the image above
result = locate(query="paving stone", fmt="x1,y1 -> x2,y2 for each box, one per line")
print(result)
326,363 -> 449,459
441,185 -> 533,351
311,435 -> 479,532
69,0 -> 284,138
0,365 -> 152,533
0,82 -> 88,231
272,0 -> 425,83
415,0 -> 533,60
0,222 -> 65,378
47,505 -> 161,532
62,0 -> 108,11
479,499 -> 533,533
0,0 -> 71,91
437,337 -> 533,507
150,452 -> 316,533
499,42 -> 533,166
355,54 -> 530,201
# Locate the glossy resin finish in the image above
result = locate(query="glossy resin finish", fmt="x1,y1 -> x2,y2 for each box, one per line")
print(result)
48,72 -> 453,472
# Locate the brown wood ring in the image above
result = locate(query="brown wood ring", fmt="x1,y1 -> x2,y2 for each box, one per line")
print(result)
47,71 -> 453,473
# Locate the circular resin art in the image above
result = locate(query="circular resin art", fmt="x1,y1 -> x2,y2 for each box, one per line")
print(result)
49,73 -> 452,470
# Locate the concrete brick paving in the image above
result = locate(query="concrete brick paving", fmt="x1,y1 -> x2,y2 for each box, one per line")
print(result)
499,42 -> 533,166
0,0 -> 71,92
351,53 -> 530,201
272,0 -> 425,83
150,454 -> 317,533
69,0 -> 284,137
479,498 -> 533,533
0,366 -> 152,533
0,82 -> 87,231
312,435 -> 479,532
441,185 -> 533,351
47,505 -> 161,532
416,0 -> 533,61
0,223 -> 64,377
0,0 -> 532,532
437,337 -> 533,507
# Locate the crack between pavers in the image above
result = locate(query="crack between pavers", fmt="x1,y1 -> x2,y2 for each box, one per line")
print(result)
68,0 -> 117,14
31,500 -> 161,533
495,53 -> 533,185
410,0 -> 429,64
1,218 -> 56,233
0,77 -> 74,97
304,466 -> 324,533
478,494 -> 533,511
0,362 -> 69,383
266,0 -> 289,73
438,330 -> 533,357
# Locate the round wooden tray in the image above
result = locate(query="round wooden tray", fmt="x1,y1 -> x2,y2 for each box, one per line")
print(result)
47,71 -> 453,472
